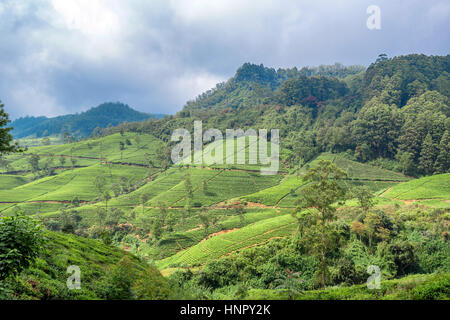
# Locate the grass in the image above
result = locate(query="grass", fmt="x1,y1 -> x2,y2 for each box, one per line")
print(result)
242,175 -> 305,206
140,208 -> 289,260
3,132 -> 164,173
307,153 -> 410,181
184,135 -> 289,173
0,164 -> 148,204
381,173 -> 450,200
157,213 -> 297,269
0,175 -> 29,189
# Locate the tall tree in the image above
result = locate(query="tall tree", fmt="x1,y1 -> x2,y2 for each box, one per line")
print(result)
140,193 -> 149,216
418,133 -> 438,175
352,186 -> 376,214
434,131 -> 449,173
27,154 -> 40,175
293,160 -> 348,288
184,172 -> 193,200
0,101 -> 20,154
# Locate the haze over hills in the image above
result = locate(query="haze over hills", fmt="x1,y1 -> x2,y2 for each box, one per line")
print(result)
10,102 -> 165,139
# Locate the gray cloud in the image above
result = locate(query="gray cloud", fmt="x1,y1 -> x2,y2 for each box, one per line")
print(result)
0,0 -> 448,119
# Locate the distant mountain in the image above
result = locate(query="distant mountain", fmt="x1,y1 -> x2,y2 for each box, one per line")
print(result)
10,102 -> 164,139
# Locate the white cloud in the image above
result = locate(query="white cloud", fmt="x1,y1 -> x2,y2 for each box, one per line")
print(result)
172,72 -> 225,104
50,0 -> 119,36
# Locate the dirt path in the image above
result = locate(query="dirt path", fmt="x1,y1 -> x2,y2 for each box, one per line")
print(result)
199,228 -> 240,243
0,200 -> 89,204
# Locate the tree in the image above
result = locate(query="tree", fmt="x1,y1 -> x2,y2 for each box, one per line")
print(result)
182,199 -> 192,226
71,196 -> 80,207
351,221 -> 366,242
111,183 -> 121,197
293,160 -> 348,288
135,135 -> 142,149
363,212 -> 390,248
119,141 -> 125,160
396,151 -> 416,176
0,213 -> 46,280
434,131 -> 449,173
375,53 -> 389,63
42,137 -> 51,146
0,156 -> 9,172
27,154 -> 40,175
92,127 -> 102,138
158,202 -> 168,226
202,179 -> 209,195
70,156 -> 78,170
156,142 -> 171,170
106,208 -> 124,228
102,191 -> 111,214
94,175 -> 107,195
96,207 -> 107,227
145,153 -> 153,168
140,194 -> 149,216
234,202 -> 246,227
59,156 -> 66,168
198,209 -> 211,236
272,269 -> 304,300
352,186 -> 376,214
99,256 -> 136,300
184,173 -> 193,200
151,218 -> 163,242
133,268 -> 171,300
42,154 -> 55,176
418,133 -> 438,175
62,131 -> 74,144
0,101 -> 20,154
351,100 -> 403,159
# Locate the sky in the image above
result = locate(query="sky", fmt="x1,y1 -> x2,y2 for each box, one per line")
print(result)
0,0 -> 449,119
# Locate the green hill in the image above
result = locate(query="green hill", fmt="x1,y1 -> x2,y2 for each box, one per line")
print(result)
381,173 -> 450,200
11,102 -> 164,139
2,230 -> 168,300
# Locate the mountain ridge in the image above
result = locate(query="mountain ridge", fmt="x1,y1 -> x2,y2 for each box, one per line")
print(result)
10,102 -> 165,139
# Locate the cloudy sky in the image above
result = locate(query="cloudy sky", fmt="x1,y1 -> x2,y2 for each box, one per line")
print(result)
0,0 -> 449,119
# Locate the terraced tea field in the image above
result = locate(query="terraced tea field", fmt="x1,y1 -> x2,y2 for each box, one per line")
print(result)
0,131 -> 447,275
157,213 -> 297,269
381,173 -> 450,201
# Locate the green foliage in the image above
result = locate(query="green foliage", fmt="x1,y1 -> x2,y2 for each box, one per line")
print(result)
133,267 -> 171,299
99,256 -> 137,300
0,213 -> 46,280
0,100 -> 20,154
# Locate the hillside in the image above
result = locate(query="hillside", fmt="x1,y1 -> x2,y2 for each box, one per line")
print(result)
10,102 -> 164,139
0,230 -> 169,300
